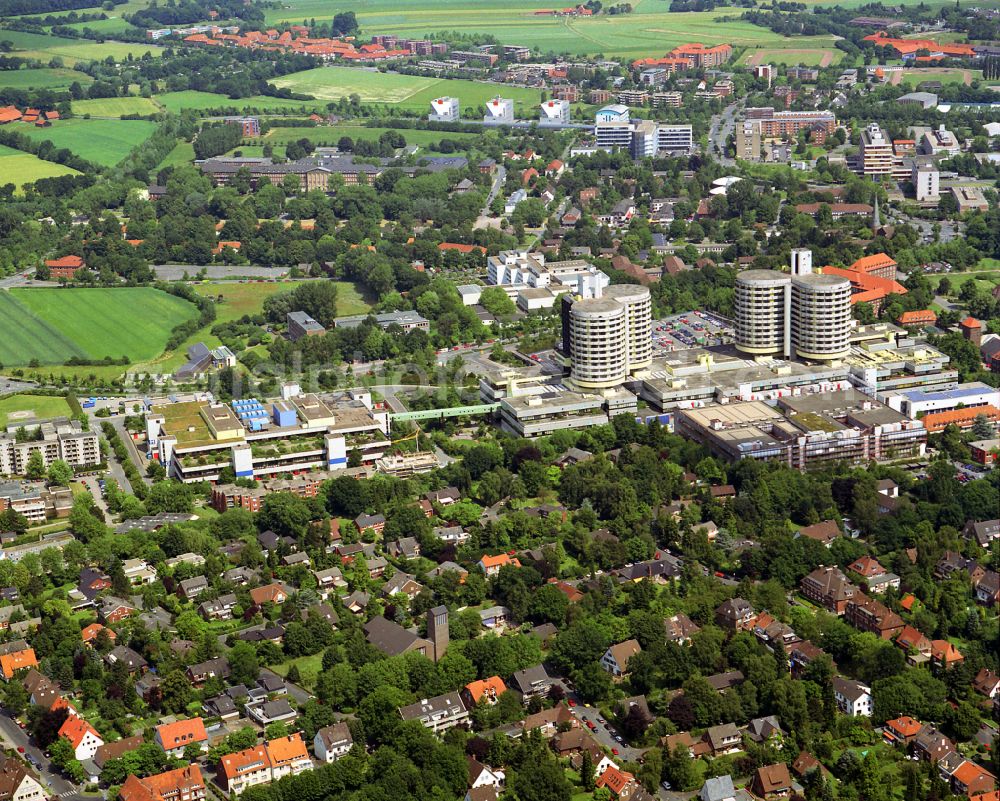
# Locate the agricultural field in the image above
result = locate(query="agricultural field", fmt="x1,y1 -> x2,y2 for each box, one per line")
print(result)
58,16 -> 133,34
270,66 -> 542,111
0,67 -> 93,91
266,0 -> 836,59
0,288 -> 198,367
0,30 -> 162,65
0,143 -> 80,190
152,90 -> 320,114
18,118 -> 157,168
70,96 -> 160,118
0,394 -> 73,428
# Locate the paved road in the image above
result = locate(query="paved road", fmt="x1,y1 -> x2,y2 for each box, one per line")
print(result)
0,714 -> 76,796
483,165 -> 507,215
0,378 -> 37,394
708,103 -> 740,164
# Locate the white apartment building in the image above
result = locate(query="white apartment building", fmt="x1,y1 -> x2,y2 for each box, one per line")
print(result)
913,162 -> 940,202
487,250 -> 610,300
539,99 -> 570,126
833,677 -> 873,717
565,285 -> 652,389
483,96 -> 514,125
0,418 -> 100,476
859,123 -> 894,177
428,97 -> 459,122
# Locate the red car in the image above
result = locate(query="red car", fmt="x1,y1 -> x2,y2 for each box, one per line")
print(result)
16,747 -> 24,754
612,748 -> 619,755
567,699 -> 576,707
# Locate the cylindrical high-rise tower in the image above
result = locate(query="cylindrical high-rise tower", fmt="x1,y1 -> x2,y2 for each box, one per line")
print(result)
603,284 -> 652,371
734,270 -> 792,357
568,297 -> 628,389
791,273 -> 852,360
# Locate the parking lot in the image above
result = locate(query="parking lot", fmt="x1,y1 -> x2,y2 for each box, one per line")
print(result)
652,311 -> 732,353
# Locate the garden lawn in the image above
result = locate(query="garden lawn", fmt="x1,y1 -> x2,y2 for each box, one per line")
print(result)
1,287 -> 198,366
269,653 -> 324,689
0,394 -> 73,427
0,67 -> 93,91
70,96 -> 160,118
18,118 -> 158,167
0,143 -> 80,190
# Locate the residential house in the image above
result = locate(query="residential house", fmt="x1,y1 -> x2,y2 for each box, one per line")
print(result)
155,718 -> 208,758
745,716 -> 784,748
386,537 -> 420,559
467,756 -> 505,790
122,558 -> 157,586
935,551 -> 985,584
477,554 -> 521,576
480,605 -> 511,630
80,623 -> 114,646
203,695 -> 239,720
706,723 -> 742,756
106,645 -> 148,674
801,566 -> 856,614
0,754 -> 45,801
664,613 -> 700,645
832,677 -> 872,716
0,645 -> 37,680
118,766 -> 206,801
249,583 -> 289,607
914,725 -> 956,762
398,691 -> 470,733
314,723 -> 353,763
715,598 -> 756,631
847,556 -> 886,579
845,593 -> 904,639
699,775 -> 736,801
187,657 -> 231,686
354,513 -> 385,534
976,570 -> 1000,607
883,715 -> 922,747
463,676 -> 507,707
198,594 -> 238,621
965,520 -> 999,548
381,571 -> 425,601
895,625 -> 932,665
219,745 -> 271,795
750,763 -> 793,799
601,639 -> 641,677
59,716 -> 103,761
265,734 -> 311,781
312,567 -> 347,596
426,487 -> 461,506
706,671 -> 745,693
973,668 -> 1000,699
594,766 -> 636,800
510,665 -> 553,704
796,520 -> 841,548
246,699 -> 297,727
931,639 -> 964,669
945,760 -> 997,799
92,736 -> 144,771
98,596 -> 136,624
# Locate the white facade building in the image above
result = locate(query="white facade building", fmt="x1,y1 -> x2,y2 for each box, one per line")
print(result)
539,99 -> 570,126
484,97 -> 514,125
429,97 -> 460,122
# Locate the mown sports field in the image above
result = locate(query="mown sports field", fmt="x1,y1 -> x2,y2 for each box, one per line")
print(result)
70,96 -> 161,118
0,394 -> 74,428
0,288 -> 198,367
18,119 -> 158,168
0,144 -> 80,190
270,67 -> 543,111
266,0 -> 838,59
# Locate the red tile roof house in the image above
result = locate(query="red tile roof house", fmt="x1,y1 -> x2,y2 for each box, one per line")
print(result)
59,715 -> 104,760
800,566 -> 856,614
154,718 -> 208,758
947,760 -> 997,798
45,255 -> 87,281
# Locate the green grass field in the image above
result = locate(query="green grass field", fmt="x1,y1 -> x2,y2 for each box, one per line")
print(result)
0,30 -> 162,65
899,68 -> 978,88
0,67 -> 93,91
739,47 -> 841,66
0,288 -> 198,367
255,123 -> 477,147
57,16 -> 133,34
0,394 -> 73,428
152,90 -> 322,114
156,140 -> 195,170
270,66 -> 542,111
0,143 -> 80,190
70,96 -> 160,118
18,118 -> 157,167
266,1 -> 836,58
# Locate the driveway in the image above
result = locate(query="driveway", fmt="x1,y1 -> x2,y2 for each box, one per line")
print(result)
259,668 -> 313,706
